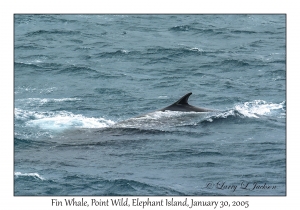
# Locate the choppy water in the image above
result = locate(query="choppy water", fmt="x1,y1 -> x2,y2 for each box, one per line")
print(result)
14,14 -> 286,196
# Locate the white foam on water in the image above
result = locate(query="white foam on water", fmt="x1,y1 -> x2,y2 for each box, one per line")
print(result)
16,97 -> 81,106
158,95 -> 168,99
121,49 -> 129,54
15,86 -> 57,94
208,109 -> 236,120
189,47 -> 204,53
199,100 -> 286,123
234,100 -> 285,118
14,172 -> 45,180
15,108 -> 115,131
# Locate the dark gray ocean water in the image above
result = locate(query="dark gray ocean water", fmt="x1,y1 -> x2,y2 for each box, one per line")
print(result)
14,14 -> 286,196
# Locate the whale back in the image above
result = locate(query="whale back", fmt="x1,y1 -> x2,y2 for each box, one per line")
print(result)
159,92 -> 212,112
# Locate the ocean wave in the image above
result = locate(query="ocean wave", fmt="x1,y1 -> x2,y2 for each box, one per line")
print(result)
204,100 -> 286,123
49,16 -> 80,24
15,97 -> 81,106
221,59 -> 250,67
230,29 -> 256,34
25,29 -> 81,37
14,86 -> 57,95
15,44 -> 45,50
94,88 -> 128,95
249,40 -> 267,48
89,71 -> 128,79
15,172 -> 45,181
58,65 -> 98,74
58,175 -> 185,196
14,61 -> 40,69
145,46 -> 204,57
95,49 -> 130,58
27,174 -> 185,196
15,61 -> 63,72
180,26 -> 281,37
93,46 -> 207,61
169,25 -> 220,35
102,178 -> 184,196
159,149 -> 222,159
169,25 -> 192,31
14,137 -> 54,148
15,108 -> 115,130
268,59 -> 286,64
234,100 -> 285,118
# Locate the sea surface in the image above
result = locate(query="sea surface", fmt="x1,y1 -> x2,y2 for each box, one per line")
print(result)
14,14 -> 286,196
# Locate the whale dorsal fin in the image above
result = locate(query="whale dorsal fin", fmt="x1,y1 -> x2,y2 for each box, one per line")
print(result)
172,92 -> 192,105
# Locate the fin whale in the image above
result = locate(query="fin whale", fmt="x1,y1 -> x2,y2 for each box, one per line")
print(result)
115,92 -> 213,126
158,92 -> 213,112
